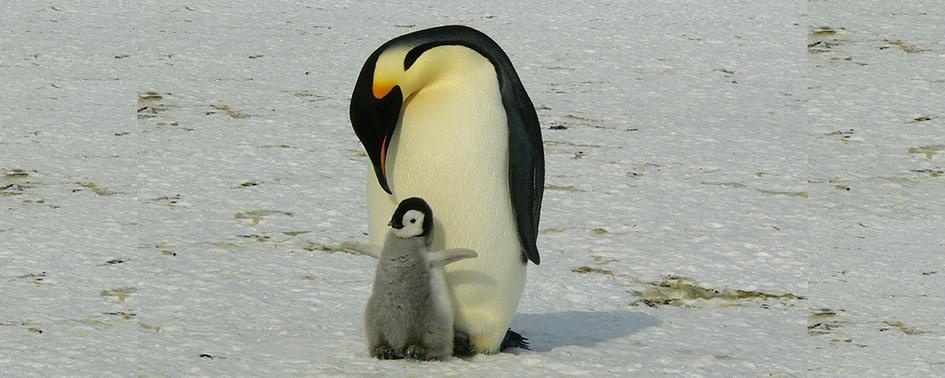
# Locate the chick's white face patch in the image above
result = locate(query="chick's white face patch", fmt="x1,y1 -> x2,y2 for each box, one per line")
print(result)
393,209 -> 425,238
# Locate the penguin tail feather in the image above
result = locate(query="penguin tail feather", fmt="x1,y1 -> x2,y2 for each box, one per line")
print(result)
500,328 -> 530,351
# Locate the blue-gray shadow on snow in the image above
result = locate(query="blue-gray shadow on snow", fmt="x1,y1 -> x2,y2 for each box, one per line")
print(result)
511,310 -> 660,352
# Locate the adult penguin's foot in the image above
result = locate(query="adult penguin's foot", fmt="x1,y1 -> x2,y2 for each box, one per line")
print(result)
453,331 -> 476,356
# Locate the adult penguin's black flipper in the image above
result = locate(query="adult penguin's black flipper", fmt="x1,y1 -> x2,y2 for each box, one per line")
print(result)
503,80 -> 544,265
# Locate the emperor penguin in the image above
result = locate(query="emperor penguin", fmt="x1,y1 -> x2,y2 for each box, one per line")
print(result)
364,197 -> 477,360
349,25 -> 544,354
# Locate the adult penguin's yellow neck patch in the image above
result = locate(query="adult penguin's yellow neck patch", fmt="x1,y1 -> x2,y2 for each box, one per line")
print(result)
372,47 -> 410,99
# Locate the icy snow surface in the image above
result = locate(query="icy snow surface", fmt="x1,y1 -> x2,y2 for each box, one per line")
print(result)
2,1 -> 944,376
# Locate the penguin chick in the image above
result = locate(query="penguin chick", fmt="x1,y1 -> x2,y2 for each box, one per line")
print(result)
364,197 -> 477,361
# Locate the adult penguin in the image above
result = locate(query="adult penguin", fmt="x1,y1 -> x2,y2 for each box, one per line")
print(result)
349,25 -> 544,354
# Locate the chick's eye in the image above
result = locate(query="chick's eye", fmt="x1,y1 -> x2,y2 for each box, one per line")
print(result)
410,219 -> 416,224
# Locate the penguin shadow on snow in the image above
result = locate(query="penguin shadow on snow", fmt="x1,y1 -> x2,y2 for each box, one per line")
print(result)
511,310 -> 659,352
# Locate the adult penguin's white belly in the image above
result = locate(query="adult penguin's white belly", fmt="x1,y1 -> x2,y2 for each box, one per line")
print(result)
366,48 -> 525,352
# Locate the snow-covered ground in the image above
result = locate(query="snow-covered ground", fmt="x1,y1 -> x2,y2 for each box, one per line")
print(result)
2,1 -> 943,376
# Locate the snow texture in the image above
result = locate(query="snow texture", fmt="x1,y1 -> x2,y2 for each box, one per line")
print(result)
1,1 -> 943,376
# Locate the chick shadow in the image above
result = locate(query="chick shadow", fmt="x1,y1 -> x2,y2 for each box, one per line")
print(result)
510,310 -> 660,352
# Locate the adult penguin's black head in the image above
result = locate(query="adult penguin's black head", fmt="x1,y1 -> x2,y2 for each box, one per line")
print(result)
389,197 -> 433,239
349,25 -> 517,194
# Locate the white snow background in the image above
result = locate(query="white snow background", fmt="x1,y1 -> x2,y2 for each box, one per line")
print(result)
2,1 -> 944,376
